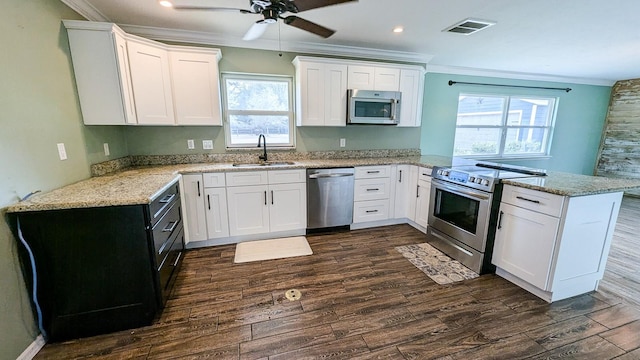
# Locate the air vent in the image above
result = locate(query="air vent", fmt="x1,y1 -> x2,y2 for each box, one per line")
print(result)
443,18 -> 496,35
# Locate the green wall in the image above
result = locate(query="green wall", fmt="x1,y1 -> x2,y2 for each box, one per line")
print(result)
420,72 -> 612,175
0,1 -> 89,358
124,46 -> 422,155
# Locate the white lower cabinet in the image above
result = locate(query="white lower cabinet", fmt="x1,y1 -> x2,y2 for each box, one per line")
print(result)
204,187 -> 229,239
493,184 -> 623,302
492,202 -> 560,289
353,166 -> 391,224
181,174 -> 208,243
226,170 -> 306,237
414,178 -> 431,228
227,185 -> 271,236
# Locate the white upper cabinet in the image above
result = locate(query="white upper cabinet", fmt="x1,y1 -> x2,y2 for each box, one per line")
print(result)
398,68 -> 424,127
64,21 -> 136,125
347,65 -> 400,91
170,48 -> 223,126
63,21 -> 222,126
293,58 -> 348,126
293,56 -> 424,127
126,39 -> 175,125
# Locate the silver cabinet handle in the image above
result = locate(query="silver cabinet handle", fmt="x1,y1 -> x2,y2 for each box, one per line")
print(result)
172,251 -> 182,267
516,196 -> 541,204
159,193 -> 175,204
162,221 -> 178,233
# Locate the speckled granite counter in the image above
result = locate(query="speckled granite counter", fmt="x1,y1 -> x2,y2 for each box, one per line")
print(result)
502,171 -> 640,196
8,154 -> 640,213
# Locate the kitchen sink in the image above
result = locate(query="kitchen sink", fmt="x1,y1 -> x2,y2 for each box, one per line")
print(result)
232,161 -> 296,167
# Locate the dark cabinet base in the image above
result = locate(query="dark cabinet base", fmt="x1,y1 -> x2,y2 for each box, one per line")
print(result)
13,188 -> 184,342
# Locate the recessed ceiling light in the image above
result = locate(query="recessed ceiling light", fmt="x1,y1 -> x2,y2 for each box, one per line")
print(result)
159,0 -> 173,7
393,26 -> 404,33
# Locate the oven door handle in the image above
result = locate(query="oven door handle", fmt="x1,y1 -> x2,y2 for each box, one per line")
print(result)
431,179 -> 491,201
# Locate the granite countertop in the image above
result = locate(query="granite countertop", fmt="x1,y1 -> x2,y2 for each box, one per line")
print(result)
502,171 -> 640,196
8,154 -> 640,213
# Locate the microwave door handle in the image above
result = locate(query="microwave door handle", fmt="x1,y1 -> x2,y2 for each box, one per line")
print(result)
390,99 -> 397,120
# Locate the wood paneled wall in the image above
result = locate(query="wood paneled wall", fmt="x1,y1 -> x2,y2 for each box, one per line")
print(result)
596,79 -> 640,195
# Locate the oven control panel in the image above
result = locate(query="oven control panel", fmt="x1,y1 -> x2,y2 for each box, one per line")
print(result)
433,167 -> 495,191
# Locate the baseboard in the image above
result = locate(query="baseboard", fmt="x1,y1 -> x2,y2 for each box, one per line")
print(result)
17,334 -> 46,360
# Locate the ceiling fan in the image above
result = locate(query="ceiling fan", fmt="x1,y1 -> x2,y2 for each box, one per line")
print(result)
163,0 -> 358,41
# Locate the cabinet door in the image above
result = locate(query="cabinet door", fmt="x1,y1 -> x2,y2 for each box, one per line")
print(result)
227,185 -> 270,236
127,40 -> 175,125
324,63 -> 348,126
398,68 -> 424,127
348,65 -> 375,89
113,32 -> 137,124
182,174 -> 208,243
492,202 -> 560,290
374,67 -> 400,91
170,50 -> 222,126
393,165 -> 411,219
414,179 -> 431,227
204,188 -> 229,239
269,183 -> 307,232
297,61 -> 325,126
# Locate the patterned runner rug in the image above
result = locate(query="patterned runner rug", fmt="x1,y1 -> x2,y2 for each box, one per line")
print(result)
395,243 -> 479,285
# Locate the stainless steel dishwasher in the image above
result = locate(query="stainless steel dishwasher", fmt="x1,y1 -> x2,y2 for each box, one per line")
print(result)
307,168 -> 355,229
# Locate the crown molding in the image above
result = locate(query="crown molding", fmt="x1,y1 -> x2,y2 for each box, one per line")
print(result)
60,0 -> 110,21
426,64 -> 615,87
118,24 -> 434,65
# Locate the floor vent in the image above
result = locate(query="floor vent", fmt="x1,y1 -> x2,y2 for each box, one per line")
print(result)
443,18 -> 496,35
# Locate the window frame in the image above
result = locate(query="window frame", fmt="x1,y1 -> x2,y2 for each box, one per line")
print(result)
453,93 -> 558,159
221,72 -> 295,149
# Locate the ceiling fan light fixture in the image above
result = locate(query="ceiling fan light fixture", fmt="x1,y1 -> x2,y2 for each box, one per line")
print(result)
393,26 -> 404,33
158,0 -> 173,8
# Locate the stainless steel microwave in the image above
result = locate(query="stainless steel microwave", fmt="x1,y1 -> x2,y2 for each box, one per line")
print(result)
347,89 -> 401,125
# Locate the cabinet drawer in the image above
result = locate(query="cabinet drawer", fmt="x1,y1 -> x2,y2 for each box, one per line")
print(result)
354,178 -> 391,201
158,227 -> 184,302
152,201 -> 182,266
226,171 -> 268,186
355,166 -> 391,179
353,199 -> 390,223
149,180 -> 180,225
268,169 -> 306,184
203,172 -> 226,188
502,185 -> 565,217
418,167 -> 432,182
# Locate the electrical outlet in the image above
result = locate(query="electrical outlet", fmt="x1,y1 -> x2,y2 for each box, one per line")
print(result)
103,143 -> 110,156
57,143 -> 67,160
187,139 -> 195,150
340,138 -> 346,147
202,140 -> 213,150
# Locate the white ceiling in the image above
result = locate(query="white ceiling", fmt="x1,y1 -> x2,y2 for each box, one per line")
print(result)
62,0 -> 640,85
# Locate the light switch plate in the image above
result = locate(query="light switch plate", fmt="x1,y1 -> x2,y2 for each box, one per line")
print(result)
340,138 -> 346,147
187,139 -> 195,150
103,143 -> 110,156
202,140 -> 213,150
57,143 -> 67,160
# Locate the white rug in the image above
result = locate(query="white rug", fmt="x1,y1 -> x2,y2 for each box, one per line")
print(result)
395,243 -> 479,285
234,236 -> 313,263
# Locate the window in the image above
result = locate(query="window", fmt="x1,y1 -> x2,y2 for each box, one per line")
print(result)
222,73 -> 294,148
453,94 -> 557,158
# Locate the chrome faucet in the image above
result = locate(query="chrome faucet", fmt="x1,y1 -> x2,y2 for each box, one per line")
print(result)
257,134 -> 268,162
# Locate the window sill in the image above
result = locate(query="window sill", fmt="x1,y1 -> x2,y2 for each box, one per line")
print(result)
455,155 -> 552,161
225,146 -> 296,152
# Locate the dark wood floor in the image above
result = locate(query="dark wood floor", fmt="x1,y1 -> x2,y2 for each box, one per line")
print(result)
36,198 -> 640,359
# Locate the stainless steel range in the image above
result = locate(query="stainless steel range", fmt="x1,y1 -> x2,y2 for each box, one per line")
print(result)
427,161 -> 546,274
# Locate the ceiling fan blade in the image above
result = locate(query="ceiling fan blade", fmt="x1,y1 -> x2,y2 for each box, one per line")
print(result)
292,0 -> 357,12
284,16 -> 335,38
172,5 -> 253,13
243,21 -> 270,41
